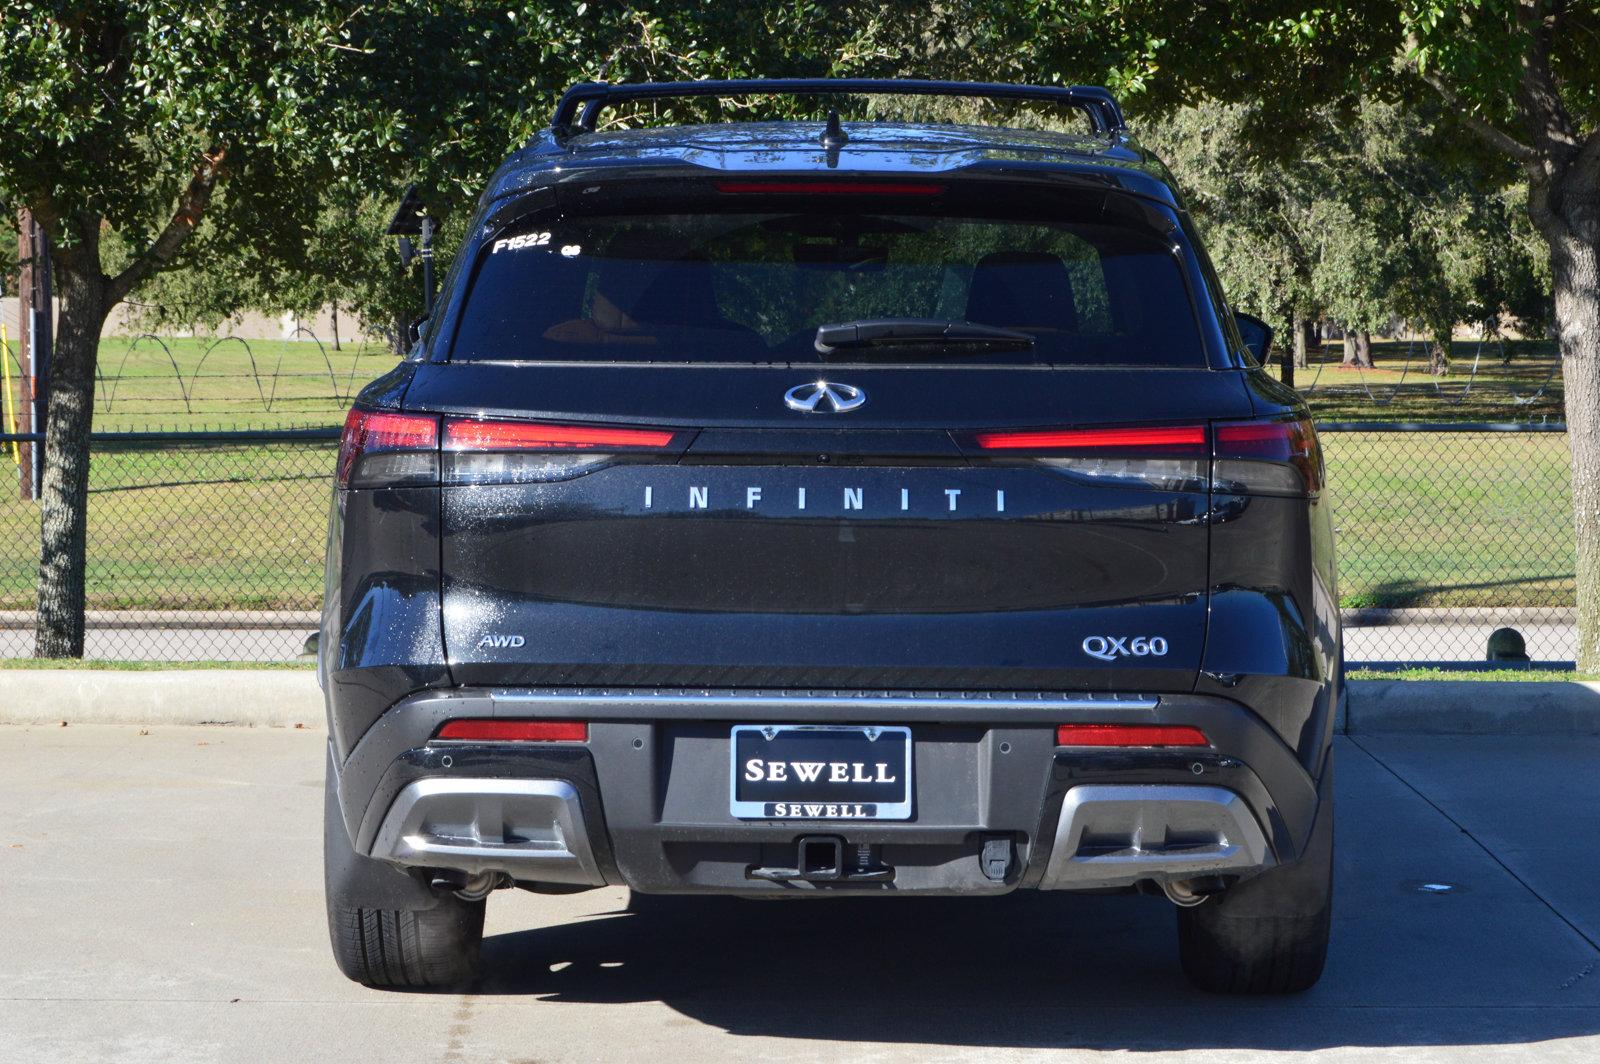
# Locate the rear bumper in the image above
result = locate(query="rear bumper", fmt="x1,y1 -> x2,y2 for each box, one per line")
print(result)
332,688 -> 1322,896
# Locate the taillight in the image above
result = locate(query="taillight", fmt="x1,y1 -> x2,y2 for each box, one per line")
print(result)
1214,418 -> 1322,496
974,425 -> 1207,453
1056,723 -> 1209,747
442,417 -> 679,484
434,719 -> 588,742
444,420 -> 676,451
336,409 -> 439,488
972,424 -> 1209,492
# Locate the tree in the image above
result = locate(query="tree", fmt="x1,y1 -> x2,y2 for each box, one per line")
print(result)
1144,97 -> 1545,381
0,1 -> 918,656
0,3 -> 416,654
1142,106 -> 1316,384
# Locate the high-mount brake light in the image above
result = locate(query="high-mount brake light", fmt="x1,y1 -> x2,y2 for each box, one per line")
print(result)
442,417 -> 678,485
1214,417 -> 1323,496
974,425 -> 1207,453
1056,723 -> 1210,747
336,409 -> 439,488
444,419 -> 675,452
715,180 -> 945,196
434,719 -> 588,742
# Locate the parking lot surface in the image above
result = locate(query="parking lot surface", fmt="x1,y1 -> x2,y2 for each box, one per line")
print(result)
2,725 -> 1597,1063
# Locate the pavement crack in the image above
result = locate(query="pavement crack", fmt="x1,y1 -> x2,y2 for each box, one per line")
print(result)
1348,735 -> 1600,958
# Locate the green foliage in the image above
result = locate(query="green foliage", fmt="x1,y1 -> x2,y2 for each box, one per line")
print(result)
1144,97 -> 1549,346
0,2 -> 405,272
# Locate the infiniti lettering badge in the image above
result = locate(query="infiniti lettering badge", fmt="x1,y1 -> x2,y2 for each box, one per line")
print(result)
784,380 -> 866,413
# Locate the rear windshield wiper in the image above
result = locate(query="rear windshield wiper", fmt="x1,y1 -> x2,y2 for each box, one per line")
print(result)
814,319 -> 1035,359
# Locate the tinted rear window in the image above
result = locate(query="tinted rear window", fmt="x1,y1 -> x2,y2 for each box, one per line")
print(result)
449,208 -> 1203,365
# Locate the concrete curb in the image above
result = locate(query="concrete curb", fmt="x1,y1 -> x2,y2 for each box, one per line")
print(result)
1346,679 -> 1600,735
3,673 -> 1598,735
0,670 -> 323,727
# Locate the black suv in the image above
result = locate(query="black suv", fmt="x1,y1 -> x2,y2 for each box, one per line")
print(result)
321,79 -> 1339,994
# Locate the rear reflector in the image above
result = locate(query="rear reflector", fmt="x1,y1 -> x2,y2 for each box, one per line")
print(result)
1055,723 -> 1210,747
444,418 -> 676,451
337,409 -> 439,487
974,425 -> 1207,453
435,719 -> 588,742
716,180 -> 945,196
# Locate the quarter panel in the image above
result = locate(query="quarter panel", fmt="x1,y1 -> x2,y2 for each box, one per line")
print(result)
322,485 -> 450,760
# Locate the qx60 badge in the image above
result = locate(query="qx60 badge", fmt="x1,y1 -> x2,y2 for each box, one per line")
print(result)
785,380 -> 866,413
1082,635 -> 1169,662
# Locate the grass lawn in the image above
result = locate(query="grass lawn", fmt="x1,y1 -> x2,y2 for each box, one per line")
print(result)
0,441 -> 334,610
1347,667 -> 1592,681
1322,429 -> 1572,609
3,334 -> 396,432
1283,337 -> 1564,424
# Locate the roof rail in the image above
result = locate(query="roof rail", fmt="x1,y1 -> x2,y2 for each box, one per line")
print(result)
549,79 -> 1127,137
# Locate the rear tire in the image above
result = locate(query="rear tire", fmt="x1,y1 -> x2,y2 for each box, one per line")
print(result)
1177,759 -> 1334,994
323,750 -> 484,988
327,894 -> 485,989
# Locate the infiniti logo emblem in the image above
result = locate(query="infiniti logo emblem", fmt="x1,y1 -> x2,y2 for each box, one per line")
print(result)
784,380 -> 866,413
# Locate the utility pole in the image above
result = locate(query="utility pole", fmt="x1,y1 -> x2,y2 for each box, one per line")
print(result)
16,210 -> 52,501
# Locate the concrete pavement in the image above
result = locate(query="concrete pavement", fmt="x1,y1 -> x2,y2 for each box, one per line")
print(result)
1,725 -> 1598,1063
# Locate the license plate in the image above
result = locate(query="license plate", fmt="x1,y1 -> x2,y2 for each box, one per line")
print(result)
729,724 -> 912,820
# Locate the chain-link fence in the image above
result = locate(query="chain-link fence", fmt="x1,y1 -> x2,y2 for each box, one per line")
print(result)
1320,423 -> 1572,664
1,430 -> 336,660
0,423 -> 1578,664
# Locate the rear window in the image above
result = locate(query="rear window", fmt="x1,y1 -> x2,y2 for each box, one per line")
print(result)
448,208 -> 1203,366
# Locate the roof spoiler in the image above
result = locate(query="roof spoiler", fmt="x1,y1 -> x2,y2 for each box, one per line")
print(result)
549,79 -> 1127,138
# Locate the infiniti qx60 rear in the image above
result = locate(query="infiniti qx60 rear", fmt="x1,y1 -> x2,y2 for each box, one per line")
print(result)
320,79 -> 1339,994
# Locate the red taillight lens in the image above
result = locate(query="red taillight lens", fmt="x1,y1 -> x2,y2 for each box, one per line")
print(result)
1055,723 -> 1210,747
972,424 -> 1210,492
434,719 -> 588,742
442,418 -> 678,485
716,180 -> 944,196
974,425 -> 1207,454
1214,417 -> 1322,496
443,418 -> 676,451
337,409 -> 439,487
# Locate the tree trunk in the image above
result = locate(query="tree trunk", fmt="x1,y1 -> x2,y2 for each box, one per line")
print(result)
1342,330 -> 1374,368
1293,318 -> 1311,369
1274,314 -> 1305,390
34,237 -> 110,658
1429,330 -> 1451,375
1551,219 -> 1600,670
388,312 -> 410,357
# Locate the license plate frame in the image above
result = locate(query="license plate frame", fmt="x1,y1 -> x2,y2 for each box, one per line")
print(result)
729,724 -> 912,820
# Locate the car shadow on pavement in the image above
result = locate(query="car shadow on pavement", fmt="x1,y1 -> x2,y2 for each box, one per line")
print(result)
473,889 -> 1600,1053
